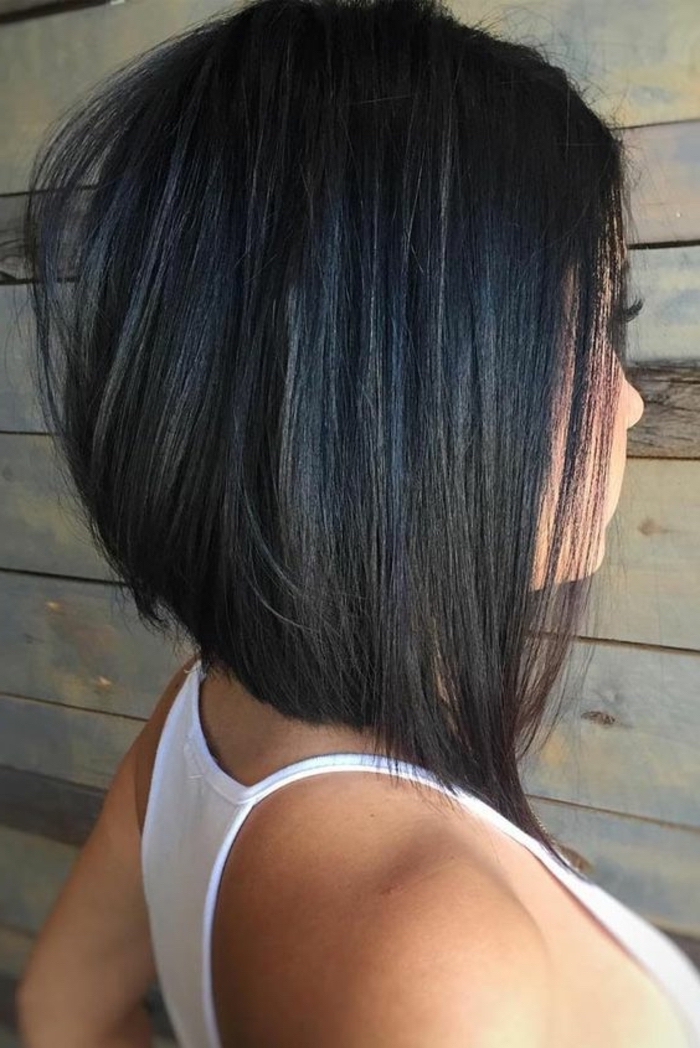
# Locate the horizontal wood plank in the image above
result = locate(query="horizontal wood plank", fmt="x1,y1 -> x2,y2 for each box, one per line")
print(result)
584,458 -> 700,650
0,570 -> 188,719
531,798 -> 700,938
0,696 -> 139,790
0,826 -> 75,935
0,765 -> 103,845
624,122 -> 700,246
628,245 -> 700,364
0,432 -> 111,577
626,364 -> 700,458
523,641 -> 700,826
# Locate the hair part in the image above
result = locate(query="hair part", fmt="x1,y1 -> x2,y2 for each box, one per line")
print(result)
22,0 -> 639,851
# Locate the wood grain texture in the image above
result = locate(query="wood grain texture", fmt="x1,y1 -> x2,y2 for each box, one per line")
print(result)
584,458 -> 700,650
627,245 -> 700,364
532,798 -> 700,938
0,433 -> 111,577
0,695 -> 140,790
626,364 -> 700,458
523,641 -> 700,826
0,571 -> 188,718
0,0 -> 107,21
624,123 -> 700,246
0,827 -> 75,935
2,242 -> 697,434
0,765 -> 103,845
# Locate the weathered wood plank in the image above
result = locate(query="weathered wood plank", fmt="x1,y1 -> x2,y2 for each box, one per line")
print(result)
0,433 -> 110,577
0,827 -> 76,935
0,976 -> 17,1037
626,364 -> 700,459
531,799 -> 700,938
625,123 -> 700,247
584,458 -> 700,650
0,927 -> 31,984
0,765 -> 103,845
0,1017 -> 19,1048
628,245 -> 700,364
0,570 -> 188,719
523,641 -> 700,827
0,0 -> 106,22
0,696 -> 139,790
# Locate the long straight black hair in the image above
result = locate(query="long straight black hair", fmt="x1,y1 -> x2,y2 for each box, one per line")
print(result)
22,0 -> 641,849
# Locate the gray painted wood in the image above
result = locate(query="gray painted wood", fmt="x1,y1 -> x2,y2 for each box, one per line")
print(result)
523,640 -> 700,826
0,433 -> 110,577
532,798 -> 700,937
0,765 -> 103,845
1,638 -> 698,829
624,123 -> 700,247
0,826 -> 75,934
626,365 -> 700,458
2,130 -> 700,287
0,695 -> 139,790
0,626 -> 698,844
628,245 -> 700,364
583,458 -> 700,650
0,0 -> 91,14
0,570 -> 188,718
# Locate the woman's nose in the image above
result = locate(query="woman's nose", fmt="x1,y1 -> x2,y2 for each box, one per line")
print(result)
627,380 -> 645,429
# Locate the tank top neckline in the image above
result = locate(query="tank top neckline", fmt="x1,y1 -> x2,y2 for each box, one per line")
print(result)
184,658 -> 581,871
181,659 -> 699,1046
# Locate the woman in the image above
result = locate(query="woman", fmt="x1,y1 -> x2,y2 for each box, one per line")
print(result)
15,0 -> 700,1044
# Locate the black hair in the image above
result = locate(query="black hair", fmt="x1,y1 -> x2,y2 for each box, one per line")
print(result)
21,0 -> 640,849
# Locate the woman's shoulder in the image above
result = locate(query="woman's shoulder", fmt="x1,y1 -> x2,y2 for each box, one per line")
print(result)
318,850 -> 552,1046
212,772 -> 551,1046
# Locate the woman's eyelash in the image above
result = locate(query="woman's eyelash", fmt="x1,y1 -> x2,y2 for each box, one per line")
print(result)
620,296 -> 644,323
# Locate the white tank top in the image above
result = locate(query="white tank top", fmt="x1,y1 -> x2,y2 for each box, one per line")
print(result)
142,660 -> 700,1047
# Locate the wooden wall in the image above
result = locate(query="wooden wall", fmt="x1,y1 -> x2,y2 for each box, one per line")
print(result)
0,0 -> 698,1043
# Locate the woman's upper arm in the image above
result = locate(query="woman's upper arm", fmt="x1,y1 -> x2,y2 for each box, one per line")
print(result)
17,656 -> 198,1044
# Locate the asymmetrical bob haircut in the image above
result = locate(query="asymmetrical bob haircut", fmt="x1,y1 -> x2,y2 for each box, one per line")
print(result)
23,0 -> 642,848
